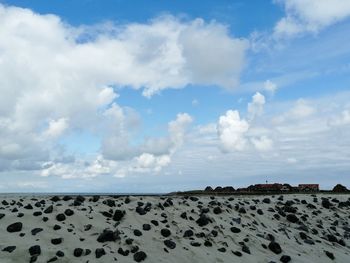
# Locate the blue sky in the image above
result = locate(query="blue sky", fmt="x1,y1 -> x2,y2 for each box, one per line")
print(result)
0,0 -> 350,192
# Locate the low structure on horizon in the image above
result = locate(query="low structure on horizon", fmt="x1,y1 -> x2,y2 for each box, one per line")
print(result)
204,183 -> 322,193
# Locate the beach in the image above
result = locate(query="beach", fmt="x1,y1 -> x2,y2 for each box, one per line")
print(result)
0,194 -> 349,262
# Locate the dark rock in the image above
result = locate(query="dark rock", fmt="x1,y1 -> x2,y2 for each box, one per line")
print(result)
322,199 -> 332,209
95,248 -> 106,258
213,207 -> 222,214
133,251 -> 147,262
142,224 -> 151,231
31,228 -> 43,236
51,196 -> 60,202
196,214 -> 211,227
242,245 -> 250,254
218,247 -> 226,252
64,209 -> 74,216
44,205 -> 53,214
2,246 -> 16,253
204,240 -> 212,247
29,245 -> 41,256
7,222 -> 22,233
286,214 -> 299,223
118,248 -> 129,256
56,251 -> 64,257
113,210 -> 125,221
92,195 -> 100,202
164,239 -> 176,249
62,196 -> 72,201
33,211 -> 42,216
51,238 -> 63,245
73,248 -> 83,257
280,255 -> 291,263
230,227 -> 241,233
190,242 -> 201,247
24,204 -> 33,209
324,251 -> 335,260
53,224 -> 61,230
97,229 -> 120,242
161,228 -> 171,237
47,257 -> 58,262
263,198 -> 271,204
151,220 -> 159,226
56,213 -> 66,222
136,206 -> 146,215
183,229 -> 194,237
268,241 -> 282,254
134,229 -> 142,236
233,251 -> 242,257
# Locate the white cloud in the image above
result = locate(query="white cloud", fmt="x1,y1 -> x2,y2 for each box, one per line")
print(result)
217,110 -> 249,152
264,80 -> 278,94
135,153 -> 171,172
248,92 -> 266,120
274,0 -> 350,37
329,110 -> 350,126
0,4 -> 246,175
44,118 -> 69,138
168,113 -> 193,149
250,136 -> 273,151
273,99 -> 316,123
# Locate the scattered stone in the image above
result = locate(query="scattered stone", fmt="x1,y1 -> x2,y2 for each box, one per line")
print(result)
161,228 -> 171,237
2,246 -> 16,253
29,245 -> 41,256
44,205 -> 53,214
31,228 -> 43,236
95,248 -> 106,258
97,229 -> 120,242
51,238 -> 63,245
7,222 -> 22,233
324,251 -> 335,260
164,239 -> 176,249
269,241 -> 282,254
134,251 -> 147,262
280,255 -> 291,263
73,248 -> 83,257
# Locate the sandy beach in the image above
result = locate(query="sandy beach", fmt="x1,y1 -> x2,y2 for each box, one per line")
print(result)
0,194 -> 349,262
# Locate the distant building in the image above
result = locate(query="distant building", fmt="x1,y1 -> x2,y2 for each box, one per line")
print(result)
298,184 -> 319,192
248,183 -> 283,192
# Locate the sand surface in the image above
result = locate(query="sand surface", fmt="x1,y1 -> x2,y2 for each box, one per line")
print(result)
0,194 -> 349,262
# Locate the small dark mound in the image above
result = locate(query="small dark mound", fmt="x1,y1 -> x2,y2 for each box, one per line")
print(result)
56,214 -> 66,222
164,239 -> 176,249
29,245 -> 41,256
95,248 -> 106,258
161,228 -> 171,237
2,246 -> 16,253
73,248 -> 83,257
268,241 -> 282,254
280,255 -> 291,263
7,222 -> 22,233
133,251 -> 147,262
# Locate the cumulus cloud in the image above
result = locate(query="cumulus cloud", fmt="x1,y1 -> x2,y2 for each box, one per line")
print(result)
0,4 -> 246,175
217,110 -> 249,152
274,0 -> 350,37
248,92 -> 266,120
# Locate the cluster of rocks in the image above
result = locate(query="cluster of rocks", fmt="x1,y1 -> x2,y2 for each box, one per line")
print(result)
0,193 -> 349,262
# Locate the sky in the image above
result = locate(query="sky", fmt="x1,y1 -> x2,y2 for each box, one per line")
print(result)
1,0 -> 350,192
